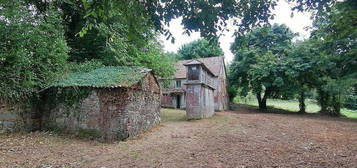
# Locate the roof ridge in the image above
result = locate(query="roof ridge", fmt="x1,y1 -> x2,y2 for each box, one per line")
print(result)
174,56 -> 224,78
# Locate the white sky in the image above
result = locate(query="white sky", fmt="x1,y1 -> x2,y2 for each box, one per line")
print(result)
159,0 -> 312,64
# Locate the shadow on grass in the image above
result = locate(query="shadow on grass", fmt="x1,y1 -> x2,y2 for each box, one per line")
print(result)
230,103 -> 357,123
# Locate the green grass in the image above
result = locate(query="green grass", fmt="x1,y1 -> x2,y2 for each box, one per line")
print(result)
235,98 -> 357,119
160,108 -> 187,122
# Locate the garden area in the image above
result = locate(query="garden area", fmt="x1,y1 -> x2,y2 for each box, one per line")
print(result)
1,108 -> 356,167
234,97 -> 357,119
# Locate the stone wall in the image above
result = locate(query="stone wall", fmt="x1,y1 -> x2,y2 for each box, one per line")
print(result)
41,73 -> 161,141
0,102 -> 31,134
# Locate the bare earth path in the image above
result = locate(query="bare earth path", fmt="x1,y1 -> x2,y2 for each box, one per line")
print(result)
1,106 -> 357,168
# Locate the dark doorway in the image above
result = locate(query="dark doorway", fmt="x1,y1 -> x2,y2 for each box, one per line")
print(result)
176,95 -> 181,109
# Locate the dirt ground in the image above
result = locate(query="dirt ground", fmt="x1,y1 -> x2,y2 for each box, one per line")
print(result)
1,105 -> 357,168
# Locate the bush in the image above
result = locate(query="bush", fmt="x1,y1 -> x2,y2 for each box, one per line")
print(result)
0,1 -> 69,103
344,86 -> 357,110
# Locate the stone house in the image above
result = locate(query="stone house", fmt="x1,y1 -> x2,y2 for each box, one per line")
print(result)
39,66 -> 161,141
161,56 -> 229,111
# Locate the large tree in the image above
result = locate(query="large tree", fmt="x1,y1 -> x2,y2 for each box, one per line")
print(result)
229,24 -> 295,110
24,0 -> 175,78
285,40 -> 326,113
0,1 -> 69,103
177,39 -> 224,60
81,0 -> 336,40
307,0 -> 357,116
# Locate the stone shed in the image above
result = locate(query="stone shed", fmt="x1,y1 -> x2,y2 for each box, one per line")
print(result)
40,66 -> 161,141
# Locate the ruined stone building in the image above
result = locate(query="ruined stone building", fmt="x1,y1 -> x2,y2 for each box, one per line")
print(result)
0,66 -> 161,141
161,56 -> 229,111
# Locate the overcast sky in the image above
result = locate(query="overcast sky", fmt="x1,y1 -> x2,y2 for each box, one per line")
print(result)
159,0 -> 312,64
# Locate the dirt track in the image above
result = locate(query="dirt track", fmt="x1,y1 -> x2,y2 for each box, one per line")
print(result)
1,106 -> 357,168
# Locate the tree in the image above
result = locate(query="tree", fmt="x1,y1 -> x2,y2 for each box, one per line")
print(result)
0,1 -> 69,103
81,0 -> 336,40
308,0 -> 357,116
177,39 -> 224,60
229,24 -> 295,110
24,0 -> 175,79
285,40 -> 326,113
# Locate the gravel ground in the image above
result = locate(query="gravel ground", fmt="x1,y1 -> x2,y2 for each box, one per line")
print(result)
1,106 -> 356,168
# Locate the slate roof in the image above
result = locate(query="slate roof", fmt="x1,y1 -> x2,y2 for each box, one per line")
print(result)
175,56 -> 224,78
51,66 -> 151,88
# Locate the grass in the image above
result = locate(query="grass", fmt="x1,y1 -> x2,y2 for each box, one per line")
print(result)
160,108 -> 187,122
235,98 -> 357,119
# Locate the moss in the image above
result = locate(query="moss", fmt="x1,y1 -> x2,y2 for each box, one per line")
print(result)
45,87 -> 92,108
51,66 -> 147,88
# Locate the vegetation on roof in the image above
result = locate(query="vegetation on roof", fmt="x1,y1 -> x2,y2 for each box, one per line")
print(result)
52,66 -> 149,88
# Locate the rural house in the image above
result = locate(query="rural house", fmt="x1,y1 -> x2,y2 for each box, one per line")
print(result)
39,66 -> 161,141
184,60 -> 216,119
161,56 -> 229,111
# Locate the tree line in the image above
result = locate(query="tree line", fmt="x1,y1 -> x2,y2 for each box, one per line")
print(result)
228,0 -> 356,116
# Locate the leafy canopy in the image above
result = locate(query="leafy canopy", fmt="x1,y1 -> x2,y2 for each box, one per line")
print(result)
0,1 -> 69,102
82,0 -> 336,40
25,0 -> 175,79
306,0 -> 357,114
229,24 -> 296,109
177,39 -> 224,60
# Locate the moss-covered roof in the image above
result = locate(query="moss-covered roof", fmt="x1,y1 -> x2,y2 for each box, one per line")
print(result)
51,66 -> 151,88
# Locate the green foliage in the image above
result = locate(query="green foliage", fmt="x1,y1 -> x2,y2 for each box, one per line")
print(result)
26,0 -> 175,79
345,86 -> 357,110
45,87 -> 92,108
67,60 -> 104,73
135,44 -> 176,78
229,24 -> 295,110
305,0 -> 357,115
82,0 -> 336,40
52,67 -> 148,88
0,1 -> 69,103
165,52 -> 181,60
177,39 -> 224,60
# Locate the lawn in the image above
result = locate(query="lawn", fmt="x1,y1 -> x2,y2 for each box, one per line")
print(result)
235,97 -> 357,119
160,108 -> 187,122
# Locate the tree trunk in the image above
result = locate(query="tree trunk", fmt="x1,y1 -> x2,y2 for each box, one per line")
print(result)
256,91 -> 268,111
298,90 -> 306,114
332,95 -> 341,116
317,89 -> 328,113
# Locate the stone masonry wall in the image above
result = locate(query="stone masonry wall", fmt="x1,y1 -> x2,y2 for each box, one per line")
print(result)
41,73 -> 161,141
0,102 -> 31,134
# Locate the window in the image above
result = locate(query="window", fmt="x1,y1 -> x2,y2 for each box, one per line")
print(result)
187,65 -> 200,80
176,80 -> 181,88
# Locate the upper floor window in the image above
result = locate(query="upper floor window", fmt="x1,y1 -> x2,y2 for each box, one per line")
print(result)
187,65 -> 200,80
176,80 -> 181,88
